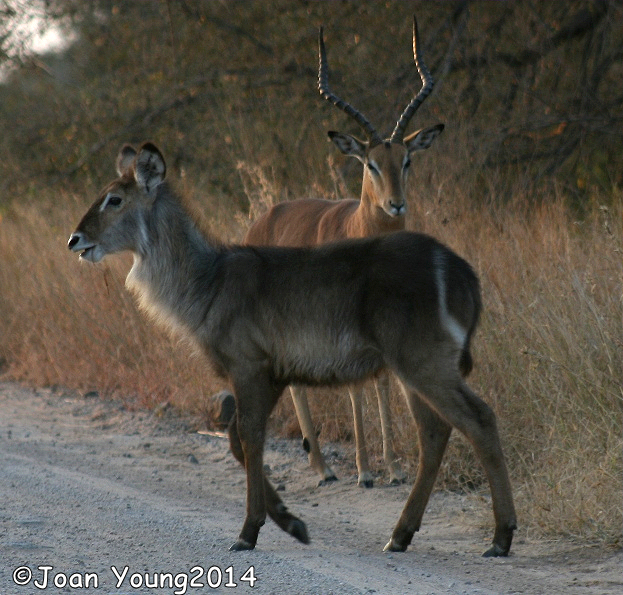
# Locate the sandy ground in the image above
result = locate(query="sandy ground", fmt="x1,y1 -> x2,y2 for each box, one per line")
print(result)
0,381 -> 620,595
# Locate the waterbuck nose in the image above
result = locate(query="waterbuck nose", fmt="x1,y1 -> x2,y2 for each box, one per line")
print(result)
67,233 -> 81,250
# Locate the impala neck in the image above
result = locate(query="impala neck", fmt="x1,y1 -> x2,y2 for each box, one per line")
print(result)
349,181 -> 406,237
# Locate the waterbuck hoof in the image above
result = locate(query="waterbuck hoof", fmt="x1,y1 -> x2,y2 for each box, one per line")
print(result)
288,519 -> 310,544
482,542 -> 510,557
383,538 -> 407,553
229,538 -> 255,552
318,475 -> 338,486
484,524 -> 515,557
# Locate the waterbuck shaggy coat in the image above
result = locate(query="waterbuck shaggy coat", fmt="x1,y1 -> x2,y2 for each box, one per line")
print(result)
68,142 -> 516,556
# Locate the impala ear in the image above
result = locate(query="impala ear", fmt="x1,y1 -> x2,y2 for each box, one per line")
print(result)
404,123 -> 444,153
135,142 -> 166,196
328,131 -> 367,162
116,144 -> 137,177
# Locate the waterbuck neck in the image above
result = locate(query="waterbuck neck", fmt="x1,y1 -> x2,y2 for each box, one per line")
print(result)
126,185 -> 220,334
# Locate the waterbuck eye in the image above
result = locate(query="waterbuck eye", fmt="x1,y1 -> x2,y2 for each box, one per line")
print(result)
99,193 -> 124,213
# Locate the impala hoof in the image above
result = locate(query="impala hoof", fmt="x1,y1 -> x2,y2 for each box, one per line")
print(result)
229,539 -> 255,551
357,474 -> 374,488
288,519 -> 310,544
388,469 -> 407,485
318,475 -> 338,486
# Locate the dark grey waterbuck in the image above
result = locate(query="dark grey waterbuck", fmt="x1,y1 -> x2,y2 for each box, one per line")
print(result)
68,142 -> 516,556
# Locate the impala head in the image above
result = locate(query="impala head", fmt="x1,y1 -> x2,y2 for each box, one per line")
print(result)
319,16 -> 443,219
68,143 -> 166,262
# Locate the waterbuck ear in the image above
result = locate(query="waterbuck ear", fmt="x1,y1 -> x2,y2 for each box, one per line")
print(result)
135,142 -> 166,196
328,131 -> 367,162
404,123 -> 444,153
116,144 -> 137,177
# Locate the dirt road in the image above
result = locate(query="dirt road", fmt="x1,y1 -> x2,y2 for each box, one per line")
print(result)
0,382 -> 620,594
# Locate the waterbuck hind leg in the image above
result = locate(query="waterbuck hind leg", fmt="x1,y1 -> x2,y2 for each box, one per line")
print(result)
452,382 -> 517,557
228,377 -> 309,551
388,369 -> 516,556
290,385 -> 337,484
384,391 -> 451,552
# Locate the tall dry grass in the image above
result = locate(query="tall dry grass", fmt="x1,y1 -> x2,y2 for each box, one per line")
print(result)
1,153 -> 620,546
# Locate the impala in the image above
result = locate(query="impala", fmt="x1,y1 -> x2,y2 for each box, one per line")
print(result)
68,142 -> 516,556
245,17 -> 444,487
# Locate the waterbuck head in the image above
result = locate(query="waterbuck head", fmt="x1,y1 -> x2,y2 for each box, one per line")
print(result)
68,143 -> 166,262
319,16 -> 444,219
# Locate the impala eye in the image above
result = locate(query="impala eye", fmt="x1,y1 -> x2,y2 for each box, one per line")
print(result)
367,162 -> 380,176
403,159 -> 411,170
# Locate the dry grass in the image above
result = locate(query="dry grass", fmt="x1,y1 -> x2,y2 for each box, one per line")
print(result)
1,160 -> 620,547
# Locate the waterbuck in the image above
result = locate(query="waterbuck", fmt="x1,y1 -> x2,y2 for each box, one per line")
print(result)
68,142 -> 516,556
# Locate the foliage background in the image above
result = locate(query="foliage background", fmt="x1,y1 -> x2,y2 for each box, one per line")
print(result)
0,0 -> 621,546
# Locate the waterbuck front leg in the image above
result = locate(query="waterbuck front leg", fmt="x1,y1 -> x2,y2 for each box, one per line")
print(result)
227,373 -> 309,550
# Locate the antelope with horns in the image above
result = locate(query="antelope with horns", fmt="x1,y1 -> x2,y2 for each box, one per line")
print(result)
245,17 -> 444,487
68,142 -> 516,556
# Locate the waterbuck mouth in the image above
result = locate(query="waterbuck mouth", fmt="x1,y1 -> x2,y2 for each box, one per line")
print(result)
79,247 -> 95,261
68,233 -> 101,263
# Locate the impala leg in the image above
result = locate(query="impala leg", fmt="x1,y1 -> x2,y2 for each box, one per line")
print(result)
290,385 -> 337,483
228,376 -> 308,551
374,374 -> 406,484
348,385 -> 374,488
384,390 -> 451,551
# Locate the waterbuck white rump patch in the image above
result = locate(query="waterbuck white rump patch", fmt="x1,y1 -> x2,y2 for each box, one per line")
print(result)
433,247 -> 468,348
